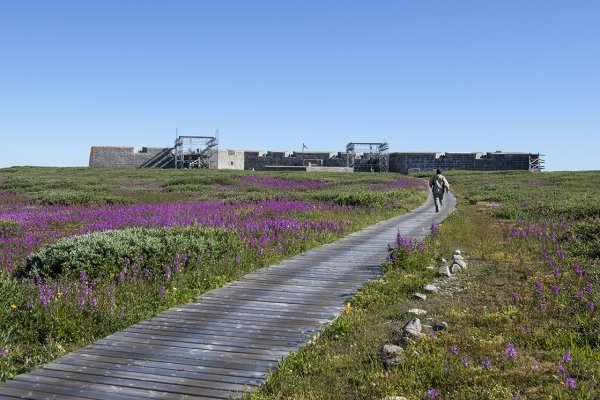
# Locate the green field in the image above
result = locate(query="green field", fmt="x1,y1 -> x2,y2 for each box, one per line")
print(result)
247,170 -> 600,400
0,167 -> 427,381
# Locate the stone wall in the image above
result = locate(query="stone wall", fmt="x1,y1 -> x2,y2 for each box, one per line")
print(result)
89,146 -> 171,168
243,150 -> 347,170
89,145 -> 539,173
388,152 -> 535,173
216,150 -> 245,170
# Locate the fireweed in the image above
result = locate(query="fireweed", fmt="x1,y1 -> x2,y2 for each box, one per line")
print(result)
0,168 -> 429,381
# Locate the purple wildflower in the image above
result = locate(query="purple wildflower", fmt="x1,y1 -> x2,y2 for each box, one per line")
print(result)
0,348 -> 6,357
443,364 -> 449,373
450,345 -> 459,355
573,264 -> 583,276
431,223 -> 440,233
577,290 -> 585,298
535,281 -> 543,295
164,266 -> 172,281
563,350 -> 571,363
586,282 -> 593,293
481,359 -> 491,368
506,343 -> 517,360
512,293 -> 519,299
565,378 -> 576,389
80,270 -> 88,284
551,284 -> 559,295
461,357 -> 469,366
159,285 -> 166,298
427,389 -> 439,398
588,302 -> 595,311
119,271 -> 126,282
531,364 -> 539,371
552,268 -> 559,278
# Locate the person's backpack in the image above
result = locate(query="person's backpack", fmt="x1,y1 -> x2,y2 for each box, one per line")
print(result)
433,175 -> 446,194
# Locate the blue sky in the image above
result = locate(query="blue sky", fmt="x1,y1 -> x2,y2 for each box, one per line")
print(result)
1,1 -> 598,171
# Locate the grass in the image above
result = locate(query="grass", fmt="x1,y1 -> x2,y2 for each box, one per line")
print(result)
0,167 -> 427,381
246,170 -> 600,400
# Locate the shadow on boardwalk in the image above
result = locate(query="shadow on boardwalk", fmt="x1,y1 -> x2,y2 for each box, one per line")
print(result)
0,193 -> 456,400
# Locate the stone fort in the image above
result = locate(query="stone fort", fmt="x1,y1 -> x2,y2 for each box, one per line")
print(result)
89,137 -> 544,173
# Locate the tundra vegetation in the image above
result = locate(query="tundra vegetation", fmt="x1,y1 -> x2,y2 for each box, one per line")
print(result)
0,167 -> 427,381
247,170 -> 600,400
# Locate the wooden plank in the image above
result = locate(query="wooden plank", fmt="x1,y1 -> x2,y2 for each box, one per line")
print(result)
119,329 -> 301,349
88,343 -> 283,365
163,307 -> 332,325
42,362 -> 253,393
28,369 -> 241,399
97,335 -> 293,357
144,315 -> 320,334
3,377 -> 155,400
75,347 -> 276,373
65,351 -> 267,378
55,356 -> 263,386
132,321 -> 308,341
14,373 -> 216,400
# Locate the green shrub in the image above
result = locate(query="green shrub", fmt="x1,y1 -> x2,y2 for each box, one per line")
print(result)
26,225 -> 242,279
29,190 -> 131,206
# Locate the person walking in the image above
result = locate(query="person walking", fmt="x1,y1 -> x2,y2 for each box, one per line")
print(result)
429,169 -> 449,212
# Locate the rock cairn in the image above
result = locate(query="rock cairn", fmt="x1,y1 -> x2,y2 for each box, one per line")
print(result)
437,249 -> 468,278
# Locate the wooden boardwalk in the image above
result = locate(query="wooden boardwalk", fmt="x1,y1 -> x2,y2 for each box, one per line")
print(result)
0,193 -> 456,400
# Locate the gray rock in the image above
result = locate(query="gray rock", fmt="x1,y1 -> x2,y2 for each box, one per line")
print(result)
423,284 -> 438,293
408,308 -> 427,316
450,263 -> 462,274
413,293 -> 427,300
454,259 -> 467,269
440,258 -> 448,264
453,254 -> 464,261
381,344 -> 404,357
438,265 -> 452,277
454,250 -> 461,256
426,264 -> 436,270
402,318 -> 422,333
402,318 -> 425,339
433,321 -> 449,331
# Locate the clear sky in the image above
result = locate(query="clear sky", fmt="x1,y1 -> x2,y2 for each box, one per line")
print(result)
1,1 -> 598,171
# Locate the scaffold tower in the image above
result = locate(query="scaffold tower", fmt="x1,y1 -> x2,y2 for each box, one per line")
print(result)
174,135 -> 219,169
346,142 -> 389,172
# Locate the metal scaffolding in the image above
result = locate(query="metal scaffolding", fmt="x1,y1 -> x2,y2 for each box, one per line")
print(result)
174,135 -> 219,169
346,142 -> 389,172
528,153 -> 545,172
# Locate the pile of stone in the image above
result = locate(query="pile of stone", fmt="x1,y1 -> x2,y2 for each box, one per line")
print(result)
438,249 -> 467,278
381,317 -> 449,367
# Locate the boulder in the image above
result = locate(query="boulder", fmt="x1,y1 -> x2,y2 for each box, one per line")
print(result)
454,259 -> 467,269
381,344 -> 404,358
450,263 -> 462,274
423,284 -> 438,293
413,293 -> 427,301
408,308 -> 427,316
453,254 -> 464,261
402,318 -> 425,339
438,265 -> 452,278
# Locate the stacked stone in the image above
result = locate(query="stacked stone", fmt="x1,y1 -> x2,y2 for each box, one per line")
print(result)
438,250 -> 468,278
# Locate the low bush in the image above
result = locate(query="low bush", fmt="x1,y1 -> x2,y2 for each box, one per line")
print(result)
26,225 -> 242,279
